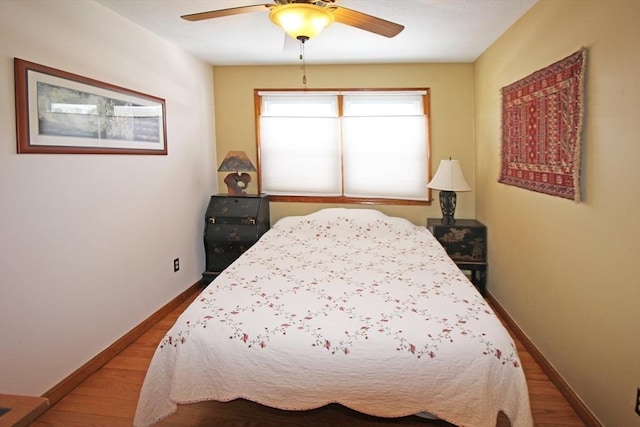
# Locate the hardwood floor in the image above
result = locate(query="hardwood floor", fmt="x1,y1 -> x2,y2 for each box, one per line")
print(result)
32,289 -> 586,427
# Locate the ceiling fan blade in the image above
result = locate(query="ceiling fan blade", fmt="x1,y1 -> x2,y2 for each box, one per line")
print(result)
331,6 -> 404,38
181,4 -> 271,22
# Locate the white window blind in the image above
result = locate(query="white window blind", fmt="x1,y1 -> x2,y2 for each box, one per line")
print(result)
259,94 -> 341,196
260,117 -> 341,195
258,90 -> 428,201
342,93 -> 427,200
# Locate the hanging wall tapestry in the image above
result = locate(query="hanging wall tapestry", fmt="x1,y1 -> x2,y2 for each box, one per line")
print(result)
499,47 -> 586,201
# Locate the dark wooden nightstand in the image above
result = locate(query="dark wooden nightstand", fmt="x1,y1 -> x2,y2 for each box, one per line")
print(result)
202,194 -> 270,285
427,218 -> 487,296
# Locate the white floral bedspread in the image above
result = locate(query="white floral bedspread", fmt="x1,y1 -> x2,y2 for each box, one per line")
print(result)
134,208 -> 532,427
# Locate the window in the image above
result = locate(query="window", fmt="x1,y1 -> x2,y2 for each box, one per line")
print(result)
256,89 -> 430,204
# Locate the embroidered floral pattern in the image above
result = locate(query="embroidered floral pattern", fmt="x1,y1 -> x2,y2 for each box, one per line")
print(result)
160,211 -> 520,367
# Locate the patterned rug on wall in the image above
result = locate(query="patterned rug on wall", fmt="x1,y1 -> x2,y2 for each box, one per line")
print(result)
499,48 -> 587,201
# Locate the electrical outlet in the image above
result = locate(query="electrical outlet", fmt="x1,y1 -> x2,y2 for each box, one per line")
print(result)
173,258 -> 180,272
636,388 -> 640,416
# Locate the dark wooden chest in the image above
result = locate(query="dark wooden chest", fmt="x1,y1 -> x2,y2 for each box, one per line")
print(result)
427,218 -> 487,295
203,194 -> 270,284
427,219 -> 486,262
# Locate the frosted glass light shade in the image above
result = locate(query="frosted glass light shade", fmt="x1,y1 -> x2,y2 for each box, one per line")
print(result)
269,4 -> 334,40
427,159 -> 471,192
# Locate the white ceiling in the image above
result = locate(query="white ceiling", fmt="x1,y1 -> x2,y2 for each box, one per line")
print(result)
94,0 -> 538,66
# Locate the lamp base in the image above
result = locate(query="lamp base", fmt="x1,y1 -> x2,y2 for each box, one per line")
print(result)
439,190 -> 457,224
223,172 -> 252,196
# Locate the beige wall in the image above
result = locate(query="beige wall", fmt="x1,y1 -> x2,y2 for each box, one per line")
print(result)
212,63 -> 475,226
474,0 -> 640,426
0,0 -> 216,395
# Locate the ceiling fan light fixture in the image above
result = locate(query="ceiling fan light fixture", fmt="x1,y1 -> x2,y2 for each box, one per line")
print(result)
269,3 -> 335,40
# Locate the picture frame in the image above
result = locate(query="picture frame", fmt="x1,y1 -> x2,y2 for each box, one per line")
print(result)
14,58 -> 167,155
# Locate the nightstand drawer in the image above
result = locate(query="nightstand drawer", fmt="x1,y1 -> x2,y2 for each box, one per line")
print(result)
208,216 -> 258,225
207,241 -> 254,253
427,218 -> 487,296
427,219 -> 486,262
206,249 -> 245,272
206,224 -> 262,242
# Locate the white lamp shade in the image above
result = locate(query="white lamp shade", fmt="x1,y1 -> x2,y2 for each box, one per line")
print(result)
427,159 -> 471,191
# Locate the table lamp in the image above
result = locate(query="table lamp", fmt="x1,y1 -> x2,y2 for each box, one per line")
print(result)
427,159 -> 471,224
218,151 -> 256,196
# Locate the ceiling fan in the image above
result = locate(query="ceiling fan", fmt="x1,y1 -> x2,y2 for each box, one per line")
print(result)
181,0 -> 404,41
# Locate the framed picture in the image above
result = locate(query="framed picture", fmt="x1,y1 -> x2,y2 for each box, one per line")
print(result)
14,58 -> 167,155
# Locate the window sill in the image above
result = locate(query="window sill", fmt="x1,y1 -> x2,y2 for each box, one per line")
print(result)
264,195 -> 432,206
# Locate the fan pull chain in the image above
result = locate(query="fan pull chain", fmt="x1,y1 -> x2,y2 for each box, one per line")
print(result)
299,37 -> 307,85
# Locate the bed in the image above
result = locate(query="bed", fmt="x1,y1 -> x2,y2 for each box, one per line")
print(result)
134,208 -> 533,426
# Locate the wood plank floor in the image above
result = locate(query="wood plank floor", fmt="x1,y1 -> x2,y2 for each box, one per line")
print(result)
32,289 -> 585,427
